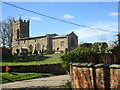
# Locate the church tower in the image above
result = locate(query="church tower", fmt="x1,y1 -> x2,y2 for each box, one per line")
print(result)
12,18 -> 29,39
12,18 -> 29,54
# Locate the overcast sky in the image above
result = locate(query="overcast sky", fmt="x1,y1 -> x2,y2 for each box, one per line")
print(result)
2,2 -> 118,43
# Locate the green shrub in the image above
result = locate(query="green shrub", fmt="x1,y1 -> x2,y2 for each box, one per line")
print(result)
61,47 -> 94,73
61,42 -> 109,73
79,43 -> 92,49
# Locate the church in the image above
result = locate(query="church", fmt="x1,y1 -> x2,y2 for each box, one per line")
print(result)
12,18 -> 78,55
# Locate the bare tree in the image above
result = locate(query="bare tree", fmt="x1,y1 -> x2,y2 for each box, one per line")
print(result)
0,17 -> 14,48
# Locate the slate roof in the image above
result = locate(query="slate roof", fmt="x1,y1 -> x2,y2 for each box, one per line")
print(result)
16,35 -> 46,41
16,34 -> 58,41
52,34 -> 68,39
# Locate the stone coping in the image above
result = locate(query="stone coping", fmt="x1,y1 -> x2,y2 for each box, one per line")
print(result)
69,62 -> 120,69
1,63 -> 62,67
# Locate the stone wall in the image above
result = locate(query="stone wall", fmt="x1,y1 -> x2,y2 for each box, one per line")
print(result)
12,36 -> 48,54
2,47 -> 12,59
52,38 -> 68,52
70,63 -> 120,89
2,63 -> 66,75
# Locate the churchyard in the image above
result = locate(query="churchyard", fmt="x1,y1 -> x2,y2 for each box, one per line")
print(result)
1,53 -> 64,84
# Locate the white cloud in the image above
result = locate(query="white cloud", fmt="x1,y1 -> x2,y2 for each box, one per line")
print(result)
72,28 -> 109,39
69,22 -> 118,42
30,17 -> 42,20
63,14 -> 74,19
109,12 -> 120,16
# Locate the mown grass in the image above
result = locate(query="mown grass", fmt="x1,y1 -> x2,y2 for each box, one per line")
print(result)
1,72 -> 53,84
1,53 -> 63,66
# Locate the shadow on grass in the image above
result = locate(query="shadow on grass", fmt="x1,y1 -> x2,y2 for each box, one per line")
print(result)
2,76 -> 14,83
2,55 -> 51,62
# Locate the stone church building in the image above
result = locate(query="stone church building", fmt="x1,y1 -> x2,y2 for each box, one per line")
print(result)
12,18 -> 78,55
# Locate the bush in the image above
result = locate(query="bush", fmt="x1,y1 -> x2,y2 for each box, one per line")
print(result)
61,47 -> 95,73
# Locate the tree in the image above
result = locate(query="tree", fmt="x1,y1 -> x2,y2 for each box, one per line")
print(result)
93,42 -> 108,53
108,36 -> 119,49
0,17 -> 14,48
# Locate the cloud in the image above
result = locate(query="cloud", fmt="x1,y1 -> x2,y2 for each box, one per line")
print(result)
72,28 -> 109,39
30,17 -> 42,20
63,14 -> 74,19
109,12 -> 120,16
68,22 -> 118,42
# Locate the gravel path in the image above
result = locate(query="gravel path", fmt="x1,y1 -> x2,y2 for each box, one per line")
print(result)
1,75 -> 69,90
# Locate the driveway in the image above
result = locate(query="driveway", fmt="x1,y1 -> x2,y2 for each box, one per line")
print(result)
1,75 -> 70,90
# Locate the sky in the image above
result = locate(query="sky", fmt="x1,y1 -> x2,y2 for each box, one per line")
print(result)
1,2 -> 119,44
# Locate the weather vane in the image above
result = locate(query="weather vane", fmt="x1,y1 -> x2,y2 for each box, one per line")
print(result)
19,13 -> 22,19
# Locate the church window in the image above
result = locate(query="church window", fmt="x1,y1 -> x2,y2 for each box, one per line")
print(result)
53,42 -> 55,47
61,41 -> 64,47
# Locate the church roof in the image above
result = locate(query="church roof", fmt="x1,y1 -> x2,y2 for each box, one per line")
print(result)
16,33 -> 58,41
16,35 -> 46,40
52,34 -> 68,39
15,32 -> 74,40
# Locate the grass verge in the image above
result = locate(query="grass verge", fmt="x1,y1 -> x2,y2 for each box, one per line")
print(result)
2,53 -> 63,66
1,72 -> 53,84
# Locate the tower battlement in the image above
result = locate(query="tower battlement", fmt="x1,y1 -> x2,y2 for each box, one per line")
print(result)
12,18 -> 29,39
13,19 -> 29,24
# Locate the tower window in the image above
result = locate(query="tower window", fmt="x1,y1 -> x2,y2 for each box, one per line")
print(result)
17,29 -> 19,38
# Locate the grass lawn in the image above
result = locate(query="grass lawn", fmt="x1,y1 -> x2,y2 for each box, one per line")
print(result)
1,53 -> 63,66
1,72 -> 53,84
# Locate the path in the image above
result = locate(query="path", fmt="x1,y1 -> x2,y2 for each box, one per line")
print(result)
1,75 -> 69,90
